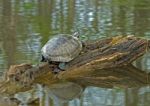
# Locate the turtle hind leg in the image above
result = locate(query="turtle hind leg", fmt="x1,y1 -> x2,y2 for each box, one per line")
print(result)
47,61 -> 60,74
40,55 -> 47,62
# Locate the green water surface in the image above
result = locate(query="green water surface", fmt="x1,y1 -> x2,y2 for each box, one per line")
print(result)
0,0 -> 150,106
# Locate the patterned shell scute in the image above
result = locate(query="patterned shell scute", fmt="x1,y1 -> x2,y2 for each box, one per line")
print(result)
41,34 -> 82,62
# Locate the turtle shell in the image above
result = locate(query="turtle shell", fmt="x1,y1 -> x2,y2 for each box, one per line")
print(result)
41,34 -> 82,62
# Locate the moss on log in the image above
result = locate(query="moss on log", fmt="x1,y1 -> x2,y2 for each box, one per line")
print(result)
0,35 -> 150,95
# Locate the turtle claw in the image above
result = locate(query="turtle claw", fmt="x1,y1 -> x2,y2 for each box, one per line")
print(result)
53,68 -> 61,74
53,67 -> 65,74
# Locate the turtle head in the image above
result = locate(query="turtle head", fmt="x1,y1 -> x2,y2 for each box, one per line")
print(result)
72,32 -> 80,38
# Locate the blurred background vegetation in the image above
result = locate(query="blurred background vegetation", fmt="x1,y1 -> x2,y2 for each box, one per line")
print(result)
0,0 -> 150,72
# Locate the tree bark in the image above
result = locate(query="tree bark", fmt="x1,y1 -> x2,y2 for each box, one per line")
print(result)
0,35 -> 150,95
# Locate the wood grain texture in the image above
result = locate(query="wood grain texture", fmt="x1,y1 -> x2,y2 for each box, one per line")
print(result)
0,35 -> 150,95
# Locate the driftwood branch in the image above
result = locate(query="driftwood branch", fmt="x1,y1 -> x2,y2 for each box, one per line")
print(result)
0,35 -> 150,95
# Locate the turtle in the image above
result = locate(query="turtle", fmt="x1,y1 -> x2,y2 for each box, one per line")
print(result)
41,32 -> 82,73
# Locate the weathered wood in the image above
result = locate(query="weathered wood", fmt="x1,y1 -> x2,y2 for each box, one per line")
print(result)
69,65 -> 150,88
0,35 -> 150,95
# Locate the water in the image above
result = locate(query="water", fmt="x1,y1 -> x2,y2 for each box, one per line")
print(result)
0,0 -> 150,106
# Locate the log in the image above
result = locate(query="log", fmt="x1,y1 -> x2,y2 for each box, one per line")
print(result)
0,35 -> 150,95
69,65 -> 150,88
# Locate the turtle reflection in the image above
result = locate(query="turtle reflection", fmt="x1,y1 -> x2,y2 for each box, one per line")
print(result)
14,82 -> 83,106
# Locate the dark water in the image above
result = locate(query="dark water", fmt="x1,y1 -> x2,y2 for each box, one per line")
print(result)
0,0 -> 150,106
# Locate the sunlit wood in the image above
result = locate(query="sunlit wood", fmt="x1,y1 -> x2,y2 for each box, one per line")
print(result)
0,36 -> 150,96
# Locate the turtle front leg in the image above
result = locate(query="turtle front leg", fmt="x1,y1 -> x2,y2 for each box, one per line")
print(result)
53,62 -> 66,74
53,68 -> 62,74
58,62 -> 66,71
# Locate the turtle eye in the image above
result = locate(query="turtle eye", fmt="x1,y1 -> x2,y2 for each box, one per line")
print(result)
73,32 -> 79,38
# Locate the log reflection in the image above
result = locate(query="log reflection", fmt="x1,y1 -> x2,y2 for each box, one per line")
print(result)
69,65 -> 150,88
